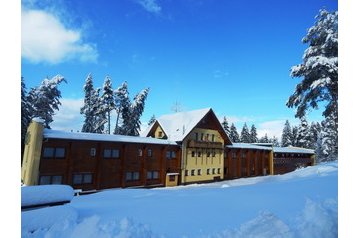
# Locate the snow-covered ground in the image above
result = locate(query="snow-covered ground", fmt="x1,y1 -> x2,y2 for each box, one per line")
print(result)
21,161 -> 338,237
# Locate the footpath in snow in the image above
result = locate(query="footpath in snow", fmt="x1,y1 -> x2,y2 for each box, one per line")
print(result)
21,161 -> 338,238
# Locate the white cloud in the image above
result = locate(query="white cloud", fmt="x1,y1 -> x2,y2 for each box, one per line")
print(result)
52,98 -> 84,132
256,120 -> 286,140
135,0 -> 161,14
21,8 -> 98,64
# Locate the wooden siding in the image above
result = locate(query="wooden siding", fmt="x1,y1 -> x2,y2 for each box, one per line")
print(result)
38,139 -> 181,191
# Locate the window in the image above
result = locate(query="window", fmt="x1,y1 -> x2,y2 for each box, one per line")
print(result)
207,168 -> 210,175
52,175 -> 63,184
43,147 -> 66,159
212,134 -> 215,142
198,151 -> 202,157
201,133 -> 204,141
138,149 -> 143,157
103,149 -> 120,159
147,171 -> 159,180
147,149 -> 152,157
158,131 -> 163,137
39,176 -> 51,185
217,168 -> 221,174
212,168 -> 216,174
207,151 -> 211,157
90,148 -> 96,157
166,151 -> 176,159
191,169 -> 195,176
39,175 -> 63,185
166,151 -> 171,159
198,169 -> 202,176
169,175 -> 176,181
212,151 -> 216,157
126,172 -> 140,181
72,173 -> 93,185
195,133 -> 199,141
43,148 -> 54,158
224,167 -> 228,175
192,151 -> 196,157
171,151 -> 176,158
205,134 -> 209,141
185,170 -> 188,176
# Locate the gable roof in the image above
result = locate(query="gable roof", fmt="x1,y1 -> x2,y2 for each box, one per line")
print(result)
144,108 -> 231,143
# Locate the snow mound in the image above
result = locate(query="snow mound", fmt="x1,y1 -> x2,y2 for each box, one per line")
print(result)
22,185 -> 74,207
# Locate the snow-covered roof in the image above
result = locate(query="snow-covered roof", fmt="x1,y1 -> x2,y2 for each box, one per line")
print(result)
273,146 -> 315,154
145,108 -> 212,142
43,129 -> 178,146
227,143 -> 272,151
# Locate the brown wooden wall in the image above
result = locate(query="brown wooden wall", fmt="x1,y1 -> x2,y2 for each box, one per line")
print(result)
38,139 -> 181,191
273,152 -> 313,175
224,148 -> 270,179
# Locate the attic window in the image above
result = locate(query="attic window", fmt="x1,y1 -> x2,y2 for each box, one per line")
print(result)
158,131 -> 163,137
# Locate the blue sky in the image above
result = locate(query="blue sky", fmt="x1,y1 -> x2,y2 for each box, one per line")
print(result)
21,0 -> 338,139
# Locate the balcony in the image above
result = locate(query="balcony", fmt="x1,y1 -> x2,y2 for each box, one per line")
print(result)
187,140 -> 224,149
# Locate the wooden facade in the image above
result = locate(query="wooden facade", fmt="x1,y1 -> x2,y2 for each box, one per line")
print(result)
38,138 -> 181,191
22,108 -> 315,191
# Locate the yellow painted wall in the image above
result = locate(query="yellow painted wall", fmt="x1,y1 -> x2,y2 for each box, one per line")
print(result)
154,124 -> 165,139
269,150 -> 274,175
165,174 -> 179,187
21,120 -> 44,185
181,128 -> 224,184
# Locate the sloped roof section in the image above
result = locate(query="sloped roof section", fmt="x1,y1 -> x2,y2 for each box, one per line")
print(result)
227,143 -> 272,151
44,129 -> 177,145
273,146 -> 315,154
153,108 -> 212,142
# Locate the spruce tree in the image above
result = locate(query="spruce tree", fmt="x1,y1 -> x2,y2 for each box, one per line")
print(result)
229,123 -> 240,143
127,88 -> 150,136
21,77 -> 33,159
259,133 -> 269,143
291,126 -> 299,147
101,76 -> 115,134
80,73 -> 97,133
240,123 -> 251,143
287,9 -> 338,120
148,115 -> 156,126
92,88 -> 107,134
250,124 -> 258,143
296,117 -> 310,148
321,113 -> 338,161
27,75 -> 66,128
114,82 -> 130,135
221,117 -> 230,137
281,120 -> 293,147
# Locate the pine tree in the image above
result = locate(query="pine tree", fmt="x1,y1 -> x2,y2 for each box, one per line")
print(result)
249,124 -> 258,143
27,75 -> 66,128
269,136 -> 280,147
92,88 -> 107,134
321,113 -> 338,161
229,123 -> 240,143
80,73 -> 97,133
307,122 -> 321,149
281,120 -> 293,147
287,9 -> 338,121
221,117 -> 230,137
127,88 -> 150,136
114,83 -> 150,136
148,115 -> 156,126
296,117 -> 310,148
240,123 -> 251,143
101,76 -> 115,134
21,77 -> 33,160
291,126 -> 299,147
259,133 -> 269,143
114,82 -> 130,135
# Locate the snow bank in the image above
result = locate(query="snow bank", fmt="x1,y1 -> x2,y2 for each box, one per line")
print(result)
21,185 -> 74,207
21,205 -> 78,236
